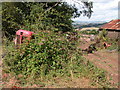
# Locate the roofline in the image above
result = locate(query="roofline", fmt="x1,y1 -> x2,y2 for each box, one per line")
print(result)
99,28 -> 120,32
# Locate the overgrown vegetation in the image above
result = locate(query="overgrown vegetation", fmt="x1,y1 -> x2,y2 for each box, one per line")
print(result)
2,31 -> 112,88
2,2 -> 114,88
98,29 -> 119,51
2,2 -> 93,40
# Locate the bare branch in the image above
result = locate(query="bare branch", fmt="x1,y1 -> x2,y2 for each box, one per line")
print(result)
44,2 -> 59,14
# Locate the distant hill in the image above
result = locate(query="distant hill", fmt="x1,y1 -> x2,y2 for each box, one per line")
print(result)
72,21 -> 107,29
73,21 -> 107,24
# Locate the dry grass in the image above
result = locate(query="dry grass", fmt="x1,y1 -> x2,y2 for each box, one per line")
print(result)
80,27 -> 99,31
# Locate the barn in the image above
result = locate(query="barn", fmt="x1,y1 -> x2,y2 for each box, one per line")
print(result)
99,19 -> 120,39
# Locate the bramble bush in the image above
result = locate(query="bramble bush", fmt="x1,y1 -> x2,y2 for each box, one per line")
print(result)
3,31 -> 82,82
3,31 -> 111,87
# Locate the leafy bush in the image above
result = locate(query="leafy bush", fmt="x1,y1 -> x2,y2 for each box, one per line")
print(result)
106,40 -> 118,51
3,31 -> 111,87
98,29 -> 108,41
3,31 -> 81,81
97,30 -> 118,51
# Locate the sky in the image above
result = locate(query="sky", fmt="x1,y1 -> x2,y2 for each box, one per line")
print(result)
66,0 -> 119,22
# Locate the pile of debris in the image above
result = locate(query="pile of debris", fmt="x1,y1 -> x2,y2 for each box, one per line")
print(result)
82,41 -> 112,54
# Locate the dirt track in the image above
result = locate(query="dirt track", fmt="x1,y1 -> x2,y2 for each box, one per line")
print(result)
84,50 -> 118,86
79,34 -> 119,87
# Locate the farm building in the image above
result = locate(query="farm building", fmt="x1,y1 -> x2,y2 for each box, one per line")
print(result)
99,19 -> 120,39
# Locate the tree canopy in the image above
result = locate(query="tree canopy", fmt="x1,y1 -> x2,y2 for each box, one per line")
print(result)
2,1 -> 93,39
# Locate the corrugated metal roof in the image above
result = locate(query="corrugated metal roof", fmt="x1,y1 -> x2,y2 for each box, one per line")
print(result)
100,19 -> 120,30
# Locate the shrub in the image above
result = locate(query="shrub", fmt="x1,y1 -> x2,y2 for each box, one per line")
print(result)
3,31 -> 82,81
3,31 -> 111,87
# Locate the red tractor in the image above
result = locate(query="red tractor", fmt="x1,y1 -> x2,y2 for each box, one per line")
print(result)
14,29 -> 34,47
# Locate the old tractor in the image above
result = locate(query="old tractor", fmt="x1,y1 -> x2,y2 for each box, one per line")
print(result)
14,29 -> 34,47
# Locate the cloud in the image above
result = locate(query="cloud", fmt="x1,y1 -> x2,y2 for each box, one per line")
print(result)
91,0 -> 111,3
71,0 -> 119,22
94,0 -> 118,10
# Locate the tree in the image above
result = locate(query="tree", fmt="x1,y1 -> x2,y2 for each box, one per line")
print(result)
2,1 -> 93,39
